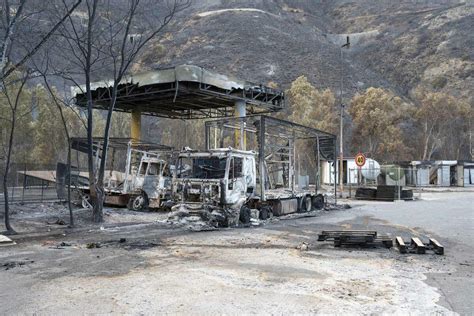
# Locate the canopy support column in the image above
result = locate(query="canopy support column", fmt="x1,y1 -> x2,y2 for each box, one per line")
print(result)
131,109 -> 141,141
234,100 -> 246,150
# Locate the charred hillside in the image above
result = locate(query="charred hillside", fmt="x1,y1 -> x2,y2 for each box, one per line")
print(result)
135,0 -> 473,102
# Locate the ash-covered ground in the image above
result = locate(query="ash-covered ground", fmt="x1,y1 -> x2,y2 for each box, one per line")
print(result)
0,191 -> 472,314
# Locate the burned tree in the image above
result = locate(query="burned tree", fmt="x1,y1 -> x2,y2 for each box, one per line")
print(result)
0,0 -> 81,234
53,0 -> 190,222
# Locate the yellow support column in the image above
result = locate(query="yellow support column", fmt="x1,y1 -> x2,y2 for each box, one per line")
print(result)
131,109 -> 141,142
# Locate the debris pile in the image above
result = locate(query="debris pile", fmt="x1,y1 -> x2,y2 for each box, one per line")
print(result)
166,204 -> 277,231
166,204 -> 233,231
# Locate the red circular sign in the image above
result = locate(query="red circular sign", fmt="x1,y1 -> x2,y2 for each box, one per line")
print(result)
355,153 -> 366,167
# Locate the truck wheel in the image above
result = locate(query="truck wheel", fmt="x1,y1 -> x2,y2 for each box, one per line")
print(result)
259,206 -> 272,220
239,206 -> 251,224
129,193 -> 148,211
302,195 -> 312,212
312,194 -> 324,210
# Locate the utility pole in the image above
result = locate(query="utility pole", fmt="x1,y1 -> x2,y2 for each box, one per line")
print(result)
339,36 -> 350,198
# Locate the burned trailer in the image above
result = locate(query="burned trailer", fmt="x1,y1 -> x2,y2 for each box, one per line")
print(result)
170,115 -> 337,227
64,137 -> 174,211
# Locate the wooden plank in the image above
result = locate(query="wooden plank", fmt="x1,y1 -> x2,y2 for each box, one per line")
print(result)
429,238 -> 444,255
320,231 -> 377,239
317,234 -> 326,241
321,230 -> 376,234
411,237 -> 425,254
395,236 -> 407,253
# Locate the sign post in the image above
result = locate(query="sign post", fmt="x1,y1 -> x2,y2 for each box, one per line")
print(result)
355,153 -> 366,186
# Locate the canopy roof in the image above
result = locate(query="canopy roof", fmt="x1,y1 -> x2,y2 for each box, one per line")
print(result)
70,137 -> 172,154
73,65 -> 285,119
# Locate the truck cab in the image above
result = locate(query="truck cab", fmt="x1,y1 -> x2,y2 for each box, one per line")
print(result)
174,148 -> 256,208
127,154 -> 172,210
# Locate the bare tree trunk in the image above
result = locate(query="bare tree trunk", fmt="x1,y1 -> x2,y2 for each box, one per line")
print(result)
422,137 -> 429,161
422,122 -> 430,160
3,107 -> 16,234
94,81 -> 121,223
67,141 -> 73,227
97,83 -> 119,201
41,76 -> 75,226
83,0 -> 102,223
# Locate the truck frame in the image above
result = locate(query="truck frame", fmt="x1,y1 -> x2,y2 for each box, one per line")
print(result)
171,115 -> 337,226
63,137 -> 174,211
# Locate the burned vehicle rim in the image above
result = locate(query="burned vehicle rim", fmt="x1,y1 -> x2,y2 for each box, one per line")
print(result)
129,193 -> 148,211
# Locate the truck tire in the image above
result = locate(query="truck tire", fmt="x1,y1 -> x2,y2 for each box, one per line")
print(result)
259,206 -> 272,220
239,205 -> 251,224
312,194 -> 324,210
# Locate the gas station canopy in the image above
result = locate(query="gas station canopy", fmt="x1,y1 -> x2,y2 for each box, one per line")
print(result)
73,65 -> 285,119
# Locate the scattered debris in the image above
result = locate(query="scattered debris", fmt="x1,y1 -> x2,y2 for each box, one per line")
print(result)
395,236 -> 444,255
49,241 -> 73,249
86,242 -> 102,249
119,238 -> 127,243
0,234 -> 16,247
124,241 -> 160,250
166,204 -> 231,231
324,203 -> 351,211
2,260 -> 34,270
296,242 -> 309,251
47,218 -> 66,225
317,230 -> 393,248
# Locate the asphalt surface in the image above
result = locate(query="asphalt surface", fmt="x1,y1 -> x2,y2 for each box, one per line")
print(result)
338,192 -> 474,314
1,191 -> 472,314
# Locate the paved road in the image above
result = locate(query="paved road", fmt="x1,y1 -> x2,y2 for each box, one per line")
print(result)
1,192 -> 472,314
336,192 -> 474,315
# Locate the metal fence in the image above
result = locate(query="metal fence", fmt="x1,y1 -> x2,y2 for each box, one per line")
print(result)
0,163 -> 63,204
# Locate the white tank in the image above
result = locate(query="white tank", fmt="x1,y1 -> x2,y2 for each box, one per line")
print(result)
360,158 -> 380,180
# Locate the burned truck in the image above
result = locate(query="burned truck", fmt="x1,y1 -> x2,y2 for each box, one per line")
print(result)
170,115 -> 336,227
63,138 -> 174,211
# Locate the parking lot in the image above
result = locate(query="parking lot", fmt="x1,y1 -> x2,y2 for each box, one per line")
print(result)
1,191 -> 473,314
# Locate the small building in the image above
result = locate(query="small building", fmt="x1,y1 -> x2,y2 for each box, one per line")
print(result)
322,158 -> 358,185
462,161 -> 474,186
